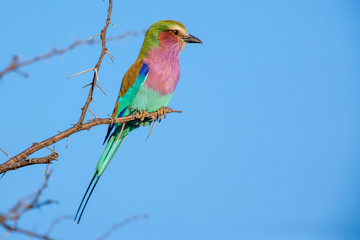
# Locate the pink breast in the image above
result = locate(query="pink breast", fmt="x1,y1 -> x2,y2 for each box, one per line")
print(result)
144,32 -> 182,95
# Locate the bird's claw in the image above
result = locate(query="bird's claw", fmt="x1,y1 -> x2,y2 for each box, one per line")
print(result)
135,107 -> 167,122
155,107 -> 167,122
137,110 -> 149,121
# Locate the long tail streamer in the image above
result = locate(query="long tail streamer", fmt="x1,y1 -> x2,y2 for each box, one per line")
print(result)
74,174 -> 100,224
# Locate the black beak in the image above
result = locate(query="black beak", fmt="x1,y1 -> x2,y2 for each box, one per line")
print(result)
183,34 -> 202,44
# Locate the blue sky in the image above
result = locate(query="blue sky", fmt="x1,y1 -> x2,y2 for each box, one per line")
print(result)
1,0 -> 359,239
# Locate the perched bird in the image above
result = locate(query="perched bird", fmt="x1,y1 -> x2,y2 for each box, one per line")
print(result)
75,20 -> 201,223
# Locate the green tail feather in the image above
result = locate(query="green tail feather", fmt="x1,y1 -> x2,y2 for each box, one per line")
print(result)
75,124 -> 131,223
96,127 -> 128,177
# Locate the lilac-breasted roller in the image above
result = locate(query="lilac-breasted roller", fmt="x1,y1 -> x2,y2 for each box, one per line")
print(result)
75,20 -> 202,223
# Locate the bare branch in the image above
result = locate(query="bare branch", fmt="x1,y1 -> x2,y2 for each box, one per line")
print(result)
0,30 -> 144,79
0,108 -> 181,174
96,214 -> 148,240
45,215 -> 73,236
76,0 -> 113,126
0,170 -> 57,240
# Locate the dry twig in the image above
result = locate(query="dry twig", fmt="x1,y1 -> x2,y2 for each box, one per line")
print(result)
0,30 -> 144,79
75,0 -> 114,126
96,214 -> 148,240
45,215 -> 73,236
0,170 -> 57,240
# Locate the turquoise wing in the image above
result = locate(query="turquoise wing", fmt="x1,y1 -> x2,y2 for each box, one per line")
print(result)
103,61 -> 149,143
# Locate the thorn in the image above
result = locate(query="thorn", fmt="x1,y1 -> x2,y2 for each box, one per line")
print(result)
67,68 -> 94,79
105,20 -> 115,28
45,146 -> 54,153
87,33 -> 101,41
106,51 -> 115,63
146,121 -> 156,141
96,83 -> 107,96
109,21 -> 116,28
0,147 -> 11,159
87,109 -> 98,119
82,83 -> 92,88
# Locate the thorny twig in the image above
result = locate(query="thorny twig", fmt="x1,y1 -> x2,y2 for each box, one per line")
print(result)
0,170 -> 58,240
75,0 -> 113,126
0,108 -> 181,174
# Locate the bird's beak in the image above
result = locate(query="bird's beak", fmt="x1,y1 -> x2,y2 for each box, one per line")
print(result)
183,34 -> 202,44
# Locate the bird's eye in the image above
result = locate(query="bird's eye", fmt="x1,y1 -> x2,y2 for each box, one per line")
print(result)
173,30 -> 179,35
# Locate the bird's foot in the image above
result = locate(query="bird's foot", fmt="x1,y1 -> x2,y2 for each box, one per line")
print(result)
145,108 -> 167,140
136,110 -> 150,121
155,107 -> 167,122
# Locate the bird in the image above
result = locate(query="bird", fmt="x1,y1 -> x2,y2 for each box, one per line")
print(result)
75,20 -> 202,223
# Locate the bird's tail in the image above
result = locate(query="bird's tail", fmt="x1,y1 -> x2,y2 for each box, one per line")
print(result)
74,124 -> 129,224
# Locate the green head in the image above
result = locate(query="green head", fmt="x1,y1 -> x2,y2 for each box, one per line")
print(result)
138,20 -> 202,59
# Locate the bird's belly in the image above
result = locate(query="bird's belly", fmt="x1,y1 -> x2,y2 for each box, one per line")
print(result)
129,85 -> 173,112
